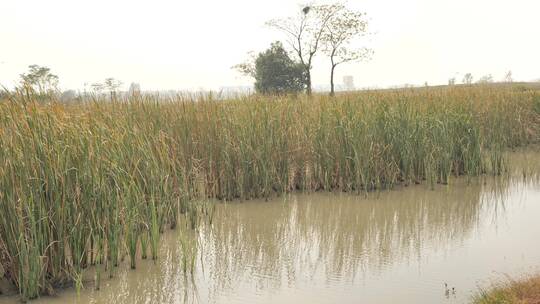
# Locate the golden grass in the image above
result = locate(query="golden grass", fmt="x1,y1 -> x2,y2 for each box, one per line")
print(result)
473,274 -> 540,304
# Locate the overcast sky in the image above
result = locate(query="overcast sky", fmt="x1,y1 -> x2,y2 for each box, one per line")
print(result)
1,0 -> 539,91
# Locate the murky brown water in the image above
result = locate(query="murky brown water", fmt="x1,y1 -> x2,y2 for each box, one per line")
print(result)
1,149 -> 540,304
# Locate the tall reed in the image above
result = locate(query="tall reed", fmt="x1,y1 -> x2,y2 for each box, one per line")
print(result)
0,85 -> 538,300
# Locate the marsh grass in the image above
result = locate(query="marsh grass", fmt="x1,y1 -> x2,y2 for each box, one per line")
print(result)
473,274 -> 540,304
0,85 -> 538,300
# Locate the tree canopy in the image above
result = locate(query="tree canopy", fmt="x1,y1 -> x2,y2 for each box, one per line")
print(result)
254,42 -> 306,94
266,5 -> 340,95
19,65 -> 59,95
235,42 -> 306,95
319,3 -> 371,95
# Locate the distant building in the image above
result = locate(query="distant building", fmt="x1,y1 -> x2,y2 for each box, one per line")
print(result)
343,76 -> 355,91
128,82 -> 141,96
60,90 -> 77,102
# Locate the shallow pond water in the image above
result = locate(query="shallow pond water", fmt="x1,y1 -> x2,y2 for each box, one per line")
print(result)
1,149 -> 539,304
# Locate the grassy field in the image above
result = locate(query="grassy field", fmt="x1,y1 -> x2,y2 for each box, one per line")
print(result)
0,85 -> 539,301
473,274 -> 540,304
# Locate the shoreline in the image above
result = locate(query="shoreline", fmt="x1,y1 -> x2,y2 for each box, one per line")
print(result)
473,274 -> 540,304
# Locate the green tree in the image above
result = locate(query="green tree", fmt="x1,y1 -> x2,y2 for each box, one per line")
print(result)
19,65 -> 59,95
254,42 -> 305,94
235,42 -> 305,95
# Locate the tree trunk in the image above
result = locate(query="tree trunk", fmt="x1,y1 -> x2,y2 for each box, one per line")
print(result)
306,69 -> 312,96
330,64 -> 336,97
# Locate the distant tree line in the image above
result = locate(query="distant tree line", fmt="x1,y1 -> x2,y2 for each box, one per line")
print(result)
448,71 -> 514,86
0,64 -> 137,102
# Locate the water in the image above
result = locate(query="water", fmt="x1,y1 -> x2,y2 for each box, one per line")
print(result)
1,149 -> 539,303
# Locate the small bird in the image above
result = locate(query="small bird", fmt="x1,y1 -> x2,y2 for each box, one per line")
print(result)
302,6 -> 311,14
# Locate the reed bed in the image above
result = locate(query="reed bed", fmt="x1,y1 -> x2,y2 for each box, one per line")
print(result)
0,85 -> 539,301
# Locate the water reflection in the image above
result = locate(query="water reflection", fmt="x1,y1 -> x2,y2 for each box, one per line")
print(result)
201,181 -> 486,295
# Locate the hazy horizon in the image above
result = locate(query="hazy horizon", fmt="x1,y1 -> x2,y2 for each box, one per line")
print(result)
1,0 -> 539,91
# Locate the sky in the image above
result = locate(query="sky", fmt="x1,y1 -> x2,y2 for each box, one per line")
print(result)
1,0 -> 539,91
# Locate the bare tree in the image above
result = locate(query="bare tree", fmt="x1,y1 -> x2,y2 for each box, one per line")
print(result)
462,73 -> 473,85
90,78 -> 122,99
504,70 -> 513,83
320,4 -> 371,96
448,78 -> 456,86
232,51 -> 257,78
266,4 -> 342,95
91,82 -> 105,95
104,78 -> 123,99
